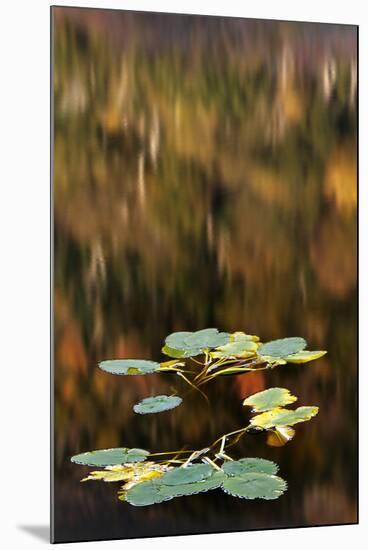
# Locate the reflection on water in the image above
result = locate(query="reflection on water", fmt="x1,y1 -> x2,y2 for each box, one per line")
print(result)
52,7 -> 357,543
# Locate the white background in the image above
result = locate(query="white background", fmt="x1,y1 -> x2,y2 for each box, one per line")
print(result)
0,0 -> 366,548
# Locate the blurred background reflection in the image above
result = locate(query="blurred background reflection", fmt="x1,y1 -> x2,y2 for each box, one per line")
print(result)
52,7 -> 357,542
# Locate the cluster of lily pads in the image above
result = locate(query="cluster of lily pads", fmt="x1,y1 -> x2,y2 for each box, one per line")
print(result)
71,384 -> 320,505
121,459 -> 287,506
97,329 -> 326,414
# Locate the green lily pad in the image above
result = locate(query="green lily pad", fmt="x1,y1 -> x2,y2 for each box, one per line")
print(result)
159,470 -> 225,498
125,479 -> 167,506
185,328 -> 229,348
243,387 -> 297,412
98,359 -> 160,375
222,458 -> 278,476
165,331 -> 193,350
165,328 -> 230,354
159,463 -> 213,485
70,447 -> 149,466
222,472 -> 287,500
258,337 -> 306,358
251,406 -> 319,429
161,345 -> 202,358
123,457 -> 288,505
284,350 -> 327,363
125,470 -> 225,506
133,395 -> 183,415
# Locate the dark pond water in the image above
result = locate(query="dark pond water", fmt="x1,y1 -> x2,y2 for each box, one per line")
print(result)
52,7 -> 357,543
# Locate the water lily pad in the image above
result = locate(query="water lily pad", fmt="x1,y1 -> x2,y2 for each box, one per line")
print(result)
98,359 -> 160,375
284,350 -> 327,363
122,459 -> 288,505
125,470 -> 224,506
185,328 -> 229,348
81,470 -> 133,482
159,463 -> 213,485
133,395 -> 183,415
258,356 -> 287,365
161,345 -> 202,358
243,387 -> 297,412
71,447 -> 149,466
267,426 -> 296,447
165,328 -> 230,354
232,332 -> 260,342
82,462 -> 166,483
222,458 -> 278,476
159,470 -> 225,498
165,331 -> 193,350
258,337 -> 306,358
159,359 -> 185,369
251,406 -> 319,429
211,332 -> 259,358
222,472 -> 287,500
125,479 -> 167,506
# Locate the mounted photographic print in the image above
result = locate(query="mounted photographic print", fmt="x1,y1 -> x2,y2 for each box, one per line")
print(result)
51,5 -> 358,543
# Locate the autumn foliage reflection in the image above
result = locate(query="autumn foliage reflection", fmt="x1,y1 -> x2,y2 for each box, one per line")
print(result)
53,8 -> 357,542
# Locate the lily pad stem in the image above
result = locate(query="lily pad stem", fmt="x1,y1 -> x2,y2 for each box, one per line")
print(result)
209,425 -> 251,451
202,456 -> 222,471
176,371 -> 209,403
216,452 -> 234,461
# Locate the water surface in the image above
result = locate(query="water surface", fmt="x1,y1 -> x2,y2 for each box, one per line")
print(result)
52,7 -> 357,543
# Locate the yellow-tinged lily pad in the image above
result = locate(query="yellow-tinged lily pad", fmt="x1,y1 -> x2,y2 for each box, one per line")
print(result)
267,426 -> 296,447
284,350 -> 327,363
250,406 -> 319,429
243,387 -> 297,412
161,344 -> 202,358
81,462 -> 167,483
211,332 -> 259,358
82,470 -> 134,483
258,355 -> 287,365
232,332 -> 260,342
